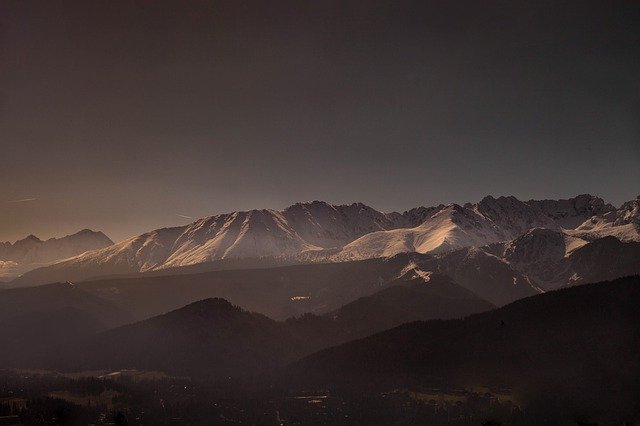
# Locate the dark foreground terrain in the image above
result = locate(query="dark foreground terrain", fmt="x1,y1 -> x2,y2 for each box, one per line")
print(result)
0,369 -> 529,425
0,276 -> 638,424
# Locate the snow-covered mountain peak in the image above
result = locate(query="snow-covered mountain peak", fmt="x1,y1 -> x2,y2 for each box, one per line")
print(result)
0,229 -> 114,279
13,195 -> 640,287
615,198 -> 639,225
565,197 -> 640,244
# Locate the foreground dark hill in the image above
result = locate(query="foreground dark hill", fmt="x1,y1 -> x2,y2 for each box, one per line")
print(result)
47,298 -> 305,378
0,308 -> 109,364
287,276 -> 640,420
285,274 -> 494,350
0,282 -> 133,364
321,274 -> 494,340
0,281 -> 131,326
36,275 -> 493,377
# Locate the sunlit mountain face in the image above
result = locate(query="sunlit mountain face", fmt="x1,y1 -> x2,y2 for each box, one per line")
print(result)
1,0 -> 638,423
0,230 -> 113,280
8,195 -> 639,301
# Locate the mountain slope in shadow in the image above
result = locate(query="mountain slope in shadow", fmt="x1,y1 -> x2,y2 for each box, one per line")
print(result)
74,257 -> 422,321
0,281 -> 132,327
36,275 -> 494,378
286,275 -> 640,421
46,298 -> 305,378
290,273 -> 494,343
0,281 -> 133,364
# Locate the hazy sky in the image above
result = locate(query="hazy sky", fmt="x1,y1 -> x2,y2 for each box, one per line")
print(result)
1,0 -> 639,243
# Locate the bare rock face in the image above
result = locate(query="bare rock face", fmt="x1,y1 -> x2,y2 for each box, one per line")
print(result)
527,194 -> 616,229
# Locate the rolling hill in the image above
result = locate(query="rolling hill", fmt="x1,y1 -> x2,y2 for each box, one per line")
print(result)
286,276 -> 640,421
0,281 -> 133,364
37,275 -> 495,378
44,298 -> 306,378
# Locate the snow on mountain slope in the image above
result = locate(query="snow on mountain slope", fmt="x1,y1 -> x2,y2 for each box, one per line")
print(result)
161,210 -> 320,269
11,195 -> 640,287
0,230 -> 113,279
614,198 -> 640,225
282,201 -> 407,249
412,247 -> 543,306
335,204 -> 505,259
493,228 -> 577,288
567,198 -> 640,243
485,227 -> 639,290
159,202 -> 420,270
91,226 -> 187,272
332,196 -> 567,260
14,201 -> 444,285
568,219 -> 639,243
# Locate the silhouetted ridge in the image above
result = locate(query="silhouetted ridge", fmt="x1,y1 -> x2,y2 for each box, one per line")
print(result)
169,297 -> 241,316
320,280 -> 494,340
0,281 -> 131,327
44,296 -> 304,378
0,281 -> 132,365
285,276 -> 640,420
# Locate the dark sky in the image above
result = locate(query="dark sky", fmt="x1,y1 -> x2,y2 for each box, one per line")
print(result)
1,0 -> 639,243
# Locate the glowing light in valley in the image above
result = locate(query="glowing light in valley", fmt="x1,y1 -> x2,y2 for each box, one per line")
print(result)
290,296 -> 311,301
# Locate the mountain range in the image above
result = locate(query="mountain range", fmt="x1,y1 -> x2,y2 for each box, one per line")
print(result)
10,194 -> 639,290
0,229 -> 113,280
